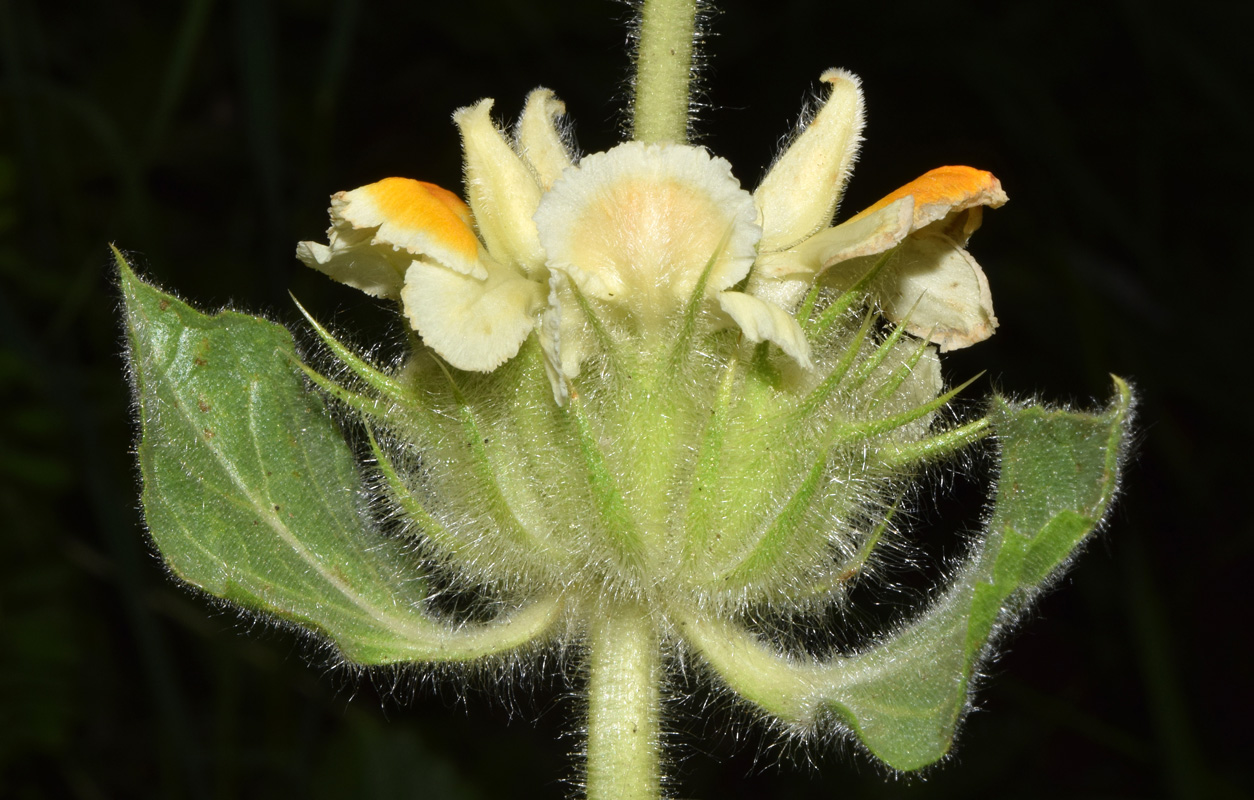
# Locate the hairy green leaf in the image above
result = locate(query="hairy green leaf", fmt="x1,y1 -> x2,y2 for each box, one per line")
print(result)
683,378 -> 1132,770
118,250 -> 559,665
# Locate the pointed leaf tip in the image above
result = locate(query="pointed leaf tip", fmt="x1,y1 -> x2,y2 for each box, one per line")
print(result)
687,379 -> 1133,772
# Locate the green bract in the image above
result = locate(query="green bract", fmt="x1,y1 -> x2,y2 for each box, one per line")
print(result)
120,245 -> 1129,791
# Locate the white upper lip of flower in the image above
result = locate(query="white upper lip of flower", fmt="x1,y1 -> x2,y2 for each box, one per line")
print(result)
297,71 -> 1007,401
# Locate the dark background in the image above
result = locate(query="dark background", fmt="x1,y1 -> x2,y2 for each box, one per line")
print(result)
2,1 -> 1250,797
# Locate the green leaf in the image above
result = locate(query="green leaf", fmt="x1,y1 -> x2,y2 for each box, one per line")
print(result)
682,377 -> 1132,770
117,250 -> 559,665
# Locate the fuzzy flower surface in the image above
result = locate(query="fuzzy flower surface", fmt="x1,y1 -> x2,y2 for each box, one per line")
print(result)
298,71 -> 1005,404
289,68 -> 1019,776
117,1 -> 1132,791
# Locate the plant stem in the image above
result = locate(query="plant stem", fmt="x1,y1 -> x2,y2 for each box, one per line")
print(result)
585,604 -> 662,800
632,0 -> 698,144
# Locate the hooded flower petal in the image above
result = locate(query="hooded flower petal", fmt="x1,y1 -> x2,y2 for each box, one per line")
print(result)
755,166 -> 1006,285
455,99 -> 547,275
534,141 -> 760,323
749,164 -> 1006,349
847,165 -> 1007,237
517,88 -> 575,190
754,69 -> 864,253
401,256 -> 545,372
717,291 -> 812,368
296,178 -> 485,297
823,166 -> 1006,349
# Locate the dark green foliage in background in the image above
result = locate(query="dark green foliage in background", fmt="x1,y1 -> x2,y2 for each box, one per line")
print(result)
1,0 -> 1250,797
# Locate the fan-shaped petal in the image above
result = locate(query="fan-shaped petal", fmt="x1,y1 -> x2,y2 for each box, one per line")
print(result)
534,141 -> 760,321
401,258 -> 545,372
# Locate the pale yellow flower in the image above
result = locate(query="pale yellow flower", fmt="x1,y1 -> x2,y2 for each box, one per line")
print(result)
297,70 -> 1006,400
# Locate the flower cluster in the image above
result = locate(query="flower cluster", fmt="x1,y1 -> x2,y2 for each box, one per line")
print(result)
298,70 -> 1005,404
119,5 -> 1130,793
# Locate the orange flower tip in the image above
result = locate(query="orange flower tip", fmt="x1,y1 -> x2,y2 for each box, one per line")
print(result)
337,177 -> 485,278
922,165 -> 1008,207
854,165 -> 1008,231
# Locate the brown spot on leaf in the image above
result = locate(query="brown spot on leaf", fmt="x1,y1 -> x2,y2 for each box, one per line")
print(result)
193,337 -> 211,367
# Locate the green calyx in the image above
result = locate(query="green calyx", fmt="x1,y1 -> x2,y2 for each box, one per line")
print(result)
119,235 -> 1131,785
301,273 -> 979,611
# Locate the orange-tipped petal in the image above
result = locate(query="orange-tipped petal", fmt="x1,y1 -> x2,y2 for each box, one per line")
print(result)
297,178 -> 483,297
337,178 -> 485,278
748,168 -> 1005,342
850,165 -> 1007,232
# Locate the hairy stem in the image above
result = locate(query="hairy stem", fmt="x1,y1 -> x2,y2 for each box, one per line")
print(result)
586,604 -> 662,800
632,0 -> 698,144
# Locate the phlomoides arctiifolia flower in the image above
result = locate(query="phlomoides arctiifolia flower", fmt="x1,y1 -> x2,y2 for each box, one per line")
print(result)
119,5 -> 1130,798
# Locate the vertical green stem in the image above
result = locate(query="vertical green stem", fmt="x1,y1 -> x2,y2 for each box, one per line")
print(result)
632,0 -> 698,144
586,604 -> 662,800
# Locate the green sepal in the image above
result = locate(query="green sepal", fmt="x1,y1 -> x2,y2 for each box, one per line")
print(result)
682,377 -> 1132,771
118,250 -> 558,665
